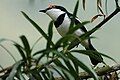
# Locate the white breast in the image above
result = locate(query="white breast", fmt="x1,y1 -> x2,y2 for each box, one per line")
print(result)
56,14 -> 84,37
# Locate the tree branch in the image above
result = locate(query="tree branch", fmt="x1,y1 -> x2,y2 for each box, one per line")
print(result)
55,63 -> 120,80
95,7 -> 120,29
87,7 -> 120,37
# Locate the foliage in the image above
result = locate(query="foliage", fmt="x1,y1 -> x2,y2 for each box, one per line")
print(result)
0,0 -> 120,80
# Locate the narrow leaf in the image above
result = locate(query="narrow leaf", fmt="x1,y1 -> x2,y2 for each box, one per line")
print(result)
14,44 -> 27,63
53,59 -> 68,71
21,11 -> 47,38
31,70 -> 43,80
68,23 -> 84,34
52,66 -> 66,80
0,44 -> 17,62
17,67 -> 26,80
69,0 -> 79,29
48,21 -> 53,41
105,0 -> 108,15
53,66 -> 74,80
63,58 -> 79,79
33,48 -> 48,56
6,61 -> 23,80
41,72 -> 49,80
82,0 -> 86,10
68,53 -> 98,80
71,50 -> 103,62
21,11 -> 54,46
31,36 -> 43,50
46,21 -> 54,49
52,50 -> 68,61
20,35 -> 31,57
71,50 -> 116,63
44,67 -> 54,80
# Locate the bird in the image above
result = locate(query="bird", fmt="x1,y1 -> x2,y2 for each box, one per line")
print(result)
39,5 -> 103,65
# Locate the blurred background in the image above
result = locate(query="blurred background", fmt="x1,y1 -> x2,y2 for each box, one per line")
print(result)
0,0 -> 120,68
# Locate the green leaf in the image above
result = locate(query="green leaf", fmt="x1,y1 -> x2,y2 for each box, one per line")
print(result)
31,70 -> 43,80
80,26 -> 98,42
98,52 -> 117,63
71,50 -> 116,63
82,0 -> 86,10
17,66 -> 26,80
33,49 -> 51,64
6,61 -> 23,80
20,35 -> 31,58
71,50 -> 103,62
14,44 -> 27,63
52,50 -> 68,61
54,34 -> 76,49
82,21 -> 91,25
21,11 -> 54,46
31,36 -> 43,51
68,23 -> 84,34
41,72 -> 49,80
67,53 -> 98,80
52,66 -> 74,80
105,0 -> 108,15
68,56 -> 79,74
0,44 -> 17,62
53,59 -> 69,72
53,59 -> 74,79
44,67 -> 54,80
36,53 -> 47,64
48,21 -> 54,41
52,66 -> 66,80
67,21 -> 90,50
33,49 -> 46,56
46,21 -> 54,49
69,0 -> 79,29
72,0 -> 79,22
67,38 -> 80,50
63,58 -> 79,79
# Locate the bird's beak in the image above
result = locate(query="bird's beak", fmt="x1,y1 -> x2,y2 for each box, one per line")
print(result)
39,9 -> 46,13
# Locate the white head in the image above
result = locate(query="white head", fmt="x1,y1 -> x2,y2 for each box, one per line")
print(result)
39,5 -> 68,21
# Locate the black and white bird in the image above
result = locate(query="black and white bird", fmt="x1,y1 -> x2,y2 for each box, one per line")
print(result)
39,5 -> 103,65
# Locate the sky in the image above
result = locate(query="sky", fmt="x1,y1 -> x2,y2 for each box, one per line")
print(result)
0,0 -> 120,67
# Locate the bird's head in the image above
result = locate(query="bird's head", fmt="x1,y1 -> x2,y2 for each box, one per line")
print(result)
39,5 -> 68,21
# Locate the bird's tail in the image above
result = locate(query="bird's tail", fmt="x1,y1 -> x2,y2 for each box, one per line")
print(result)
85,40 -> 103,65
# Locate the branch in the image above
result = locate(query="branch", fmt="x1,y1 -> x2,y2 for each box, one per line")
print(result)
55,63 -> 120,80
68,7 -> 120,50
87,7 -> 120,36
95,7 -> 120,29
79,63 -> 120,79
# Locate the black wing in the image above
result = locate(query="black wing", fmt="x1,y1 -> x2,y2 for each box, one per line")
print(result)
54,13 -> 66,28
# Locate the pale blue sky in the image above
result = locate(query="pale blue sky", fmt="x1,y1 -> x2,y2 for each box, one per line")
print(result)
0,0 -> 120,67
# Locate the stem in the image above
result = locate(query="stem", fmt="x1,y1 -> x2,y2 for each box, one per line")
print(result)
95,7 -> 120,29
55,63 -> 120,80
81,7 -> 120,39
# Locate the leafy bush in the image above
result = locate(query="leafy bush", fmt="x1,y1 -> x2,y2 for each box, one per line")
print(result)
0,0 -> 120,80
